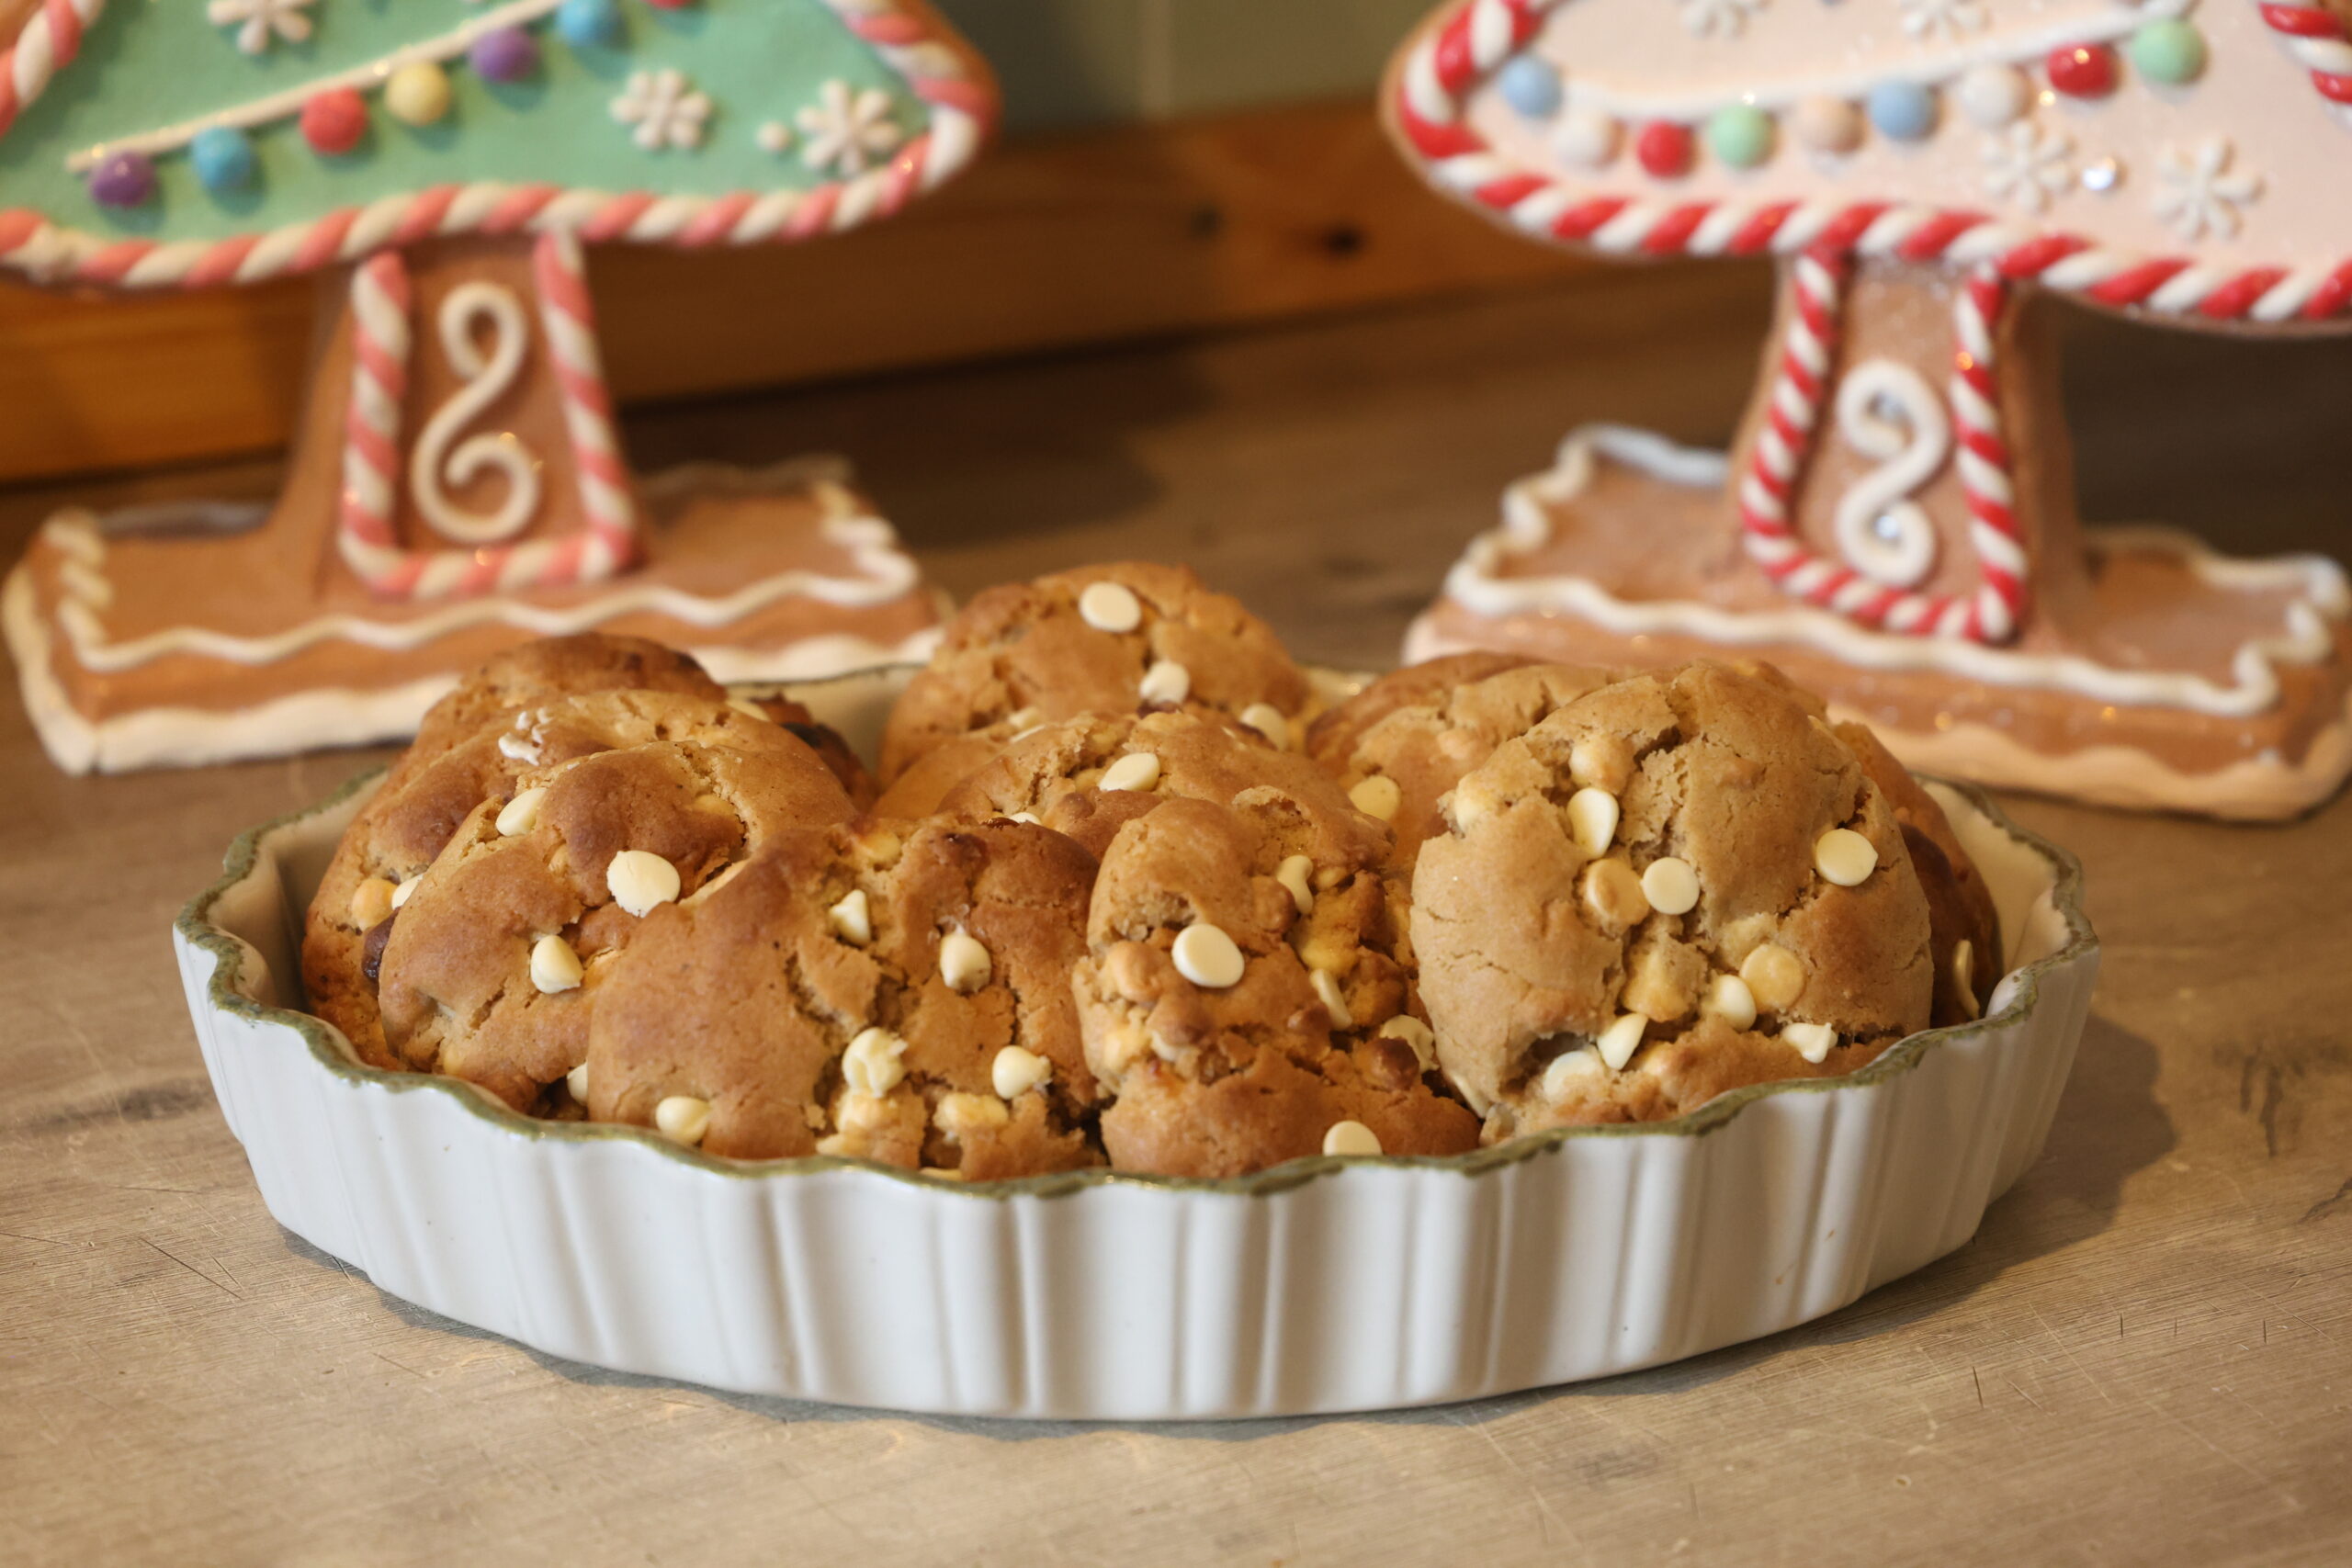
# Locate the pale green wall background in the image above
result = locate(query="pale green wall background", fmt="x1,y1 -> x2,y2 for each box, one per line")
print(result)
931,0 -> 1437,130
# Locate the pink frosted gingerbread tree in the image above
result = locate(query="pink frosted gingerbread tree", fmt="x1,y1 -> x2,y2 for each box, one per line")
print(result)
1385,0 -> 2352,818
0,0 -> 992,772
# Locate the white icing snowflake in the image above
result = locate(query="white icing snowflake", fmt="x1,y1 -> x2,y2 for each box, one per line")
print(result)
795,79 -> 903,176
1679,0 -> 1767,38
1979,122 -> 2073,214
1898,0 -> 1987,43
756,121 -> 794,155
610,69 -> 712,152
2153,137 -> 2262,241
206,0 -> 315,55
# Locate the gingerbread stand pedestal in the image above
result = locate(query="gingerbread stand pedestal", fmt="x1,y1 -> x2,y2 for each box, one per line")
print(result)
3,240 -> 943,773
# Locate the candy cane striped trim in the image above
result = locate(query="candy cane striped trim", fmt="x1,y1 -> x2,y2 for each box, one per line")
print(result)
0,0 -> 103,142
2254,0 -> 2352,130
1736,250 -> 2026,642
334,233 -> 641,600
1391,0 -> 2352,323
0,0 -> 992,288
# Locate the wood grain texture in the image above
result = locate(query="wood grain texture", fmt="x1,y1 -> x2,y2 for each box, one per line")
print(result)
4,267 -> 2351,1566
0,100 -> 1582,488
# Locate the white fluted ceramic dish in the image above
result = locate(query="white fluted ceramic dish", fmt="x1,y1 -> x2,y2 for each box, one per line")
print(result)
173,668 -> 2098,1420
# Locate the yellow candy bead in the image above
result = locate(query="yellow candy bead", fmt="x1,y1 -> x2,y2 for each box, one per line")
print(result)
385,62 -> 453,127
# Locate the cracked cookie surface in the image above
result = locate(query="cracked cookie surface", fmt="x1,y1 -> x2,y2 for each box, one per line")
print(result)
877,562 -> 1311,788
1410,661 -> 1934,1140
1074,795 -> 1479,1178
587,818 -> 1102,1174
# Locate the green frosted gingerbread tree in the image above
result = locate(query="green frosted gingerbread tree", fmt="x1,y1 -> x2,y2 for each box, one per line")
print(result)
0,0 -> 994,773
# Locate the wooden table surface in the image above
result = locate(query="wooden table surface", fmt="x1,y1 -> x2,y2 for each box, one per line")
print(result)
6,264 -> 2350,1567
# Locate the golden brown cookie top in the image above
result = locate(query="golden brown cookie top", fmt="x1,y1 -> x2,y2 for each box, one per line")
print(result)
586,818 -> 1102,1178
1410,661 -> 1935,1139
937,708 -> 1386,865
1071,796 -> 1479,1178
1835,720 -> 2001,1026
363,691 -> 855,1109
398,633 -> 726,791
1314,660 -> 1619,871
878,562 -> 1311,784
1304,651 -> 1538,770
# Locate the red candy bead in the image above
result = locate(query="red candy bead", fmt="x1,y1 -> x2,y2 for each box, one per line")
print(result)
2046,42 -> 2116,98
1636,121 -> 1694,178
301,85 -> 369,154
642,0 -> 695,8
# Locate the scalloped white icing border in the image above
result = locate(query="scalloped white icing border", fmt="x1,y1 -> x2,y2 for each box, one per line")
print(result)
1439,423 -> 2349,720
44,469 -> 923,674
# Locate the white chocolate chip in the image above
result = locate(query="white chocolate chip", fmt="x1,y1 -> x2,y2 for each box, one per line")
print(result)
1171,923 -> 1245,988
1640,857 -> 1700,916
1596,1012 -> 1647,1071
1566,786 -> 1619,856
1077,580 -> 1143,633
1240,703 -> 1289,748
828,888 -> 873,945
1540,1046 -> 1605,1100
496,786 -> 547,837
1951,940 -> 1980,1020
940,929 -> 992,994
1350,774 -> 1402,822
529,934 -> 582,994
605,850 -> 682,918
390,873 -> 423,910
653,1094 -> 711,1146
565,1062 -> 590,1104
1580,858 -> 1649,932
1275,853 -> 1316,916
1309,968 -> 1353,1028
349,876 -> 396,930
728,697 -> 771,723
1322,1119 -> 1383,1157
1099,751 -> 1160,793
1377,1015 -> 1436,1071
1008,811 -> 1041,826
1138,660 -> 1191,705
1704,974 -> 1758,1032
1569,733 -> 1635,795
990,1045 -> 1052,1099
1740,943 -> 1806,1011
842,1026 -> 909,1097
1814,828 -> 1880,887
1782,1021 -> 1838,1064
933,1090 -> 1011,1137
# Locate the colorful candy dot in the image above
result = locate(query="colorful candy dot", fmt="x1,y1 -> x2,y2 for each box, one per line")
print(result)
1635,121 -> 1694,178
642,0 -> 695,9
189,126 -> 256,192
384,61 -> 453,126
469,26 -> 540,83
555,0 -> 625,48
1864,80 -> 1938,142
301,86 -> 370,155
2129,19 -> 2207,85
1498,56 -> 1563,118
1791,95 -> 1862,154
1956,64 -> 2030,129
1551,106 -> 1620,167
87,151 -> 155,209
2047,43 -> 2117,98
1704,103 -> 1774,169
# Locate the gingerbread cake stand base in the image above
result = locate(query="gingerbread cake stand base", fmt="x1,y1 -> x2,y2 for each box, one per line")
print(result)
1404,426 -> 2352,821
4,459 -> 945,773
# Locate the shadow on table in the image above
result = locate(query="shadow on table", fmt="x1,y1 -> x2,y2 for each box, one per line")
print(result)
308,1011 -> 2169,1444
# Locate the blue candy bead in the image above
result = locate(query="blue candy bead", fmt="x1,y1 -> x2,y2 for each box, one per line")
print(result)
555,0 -> 625,49
1865,80 -> 1938,141
1498,56 -> 1563,119
189,126 -> 257,192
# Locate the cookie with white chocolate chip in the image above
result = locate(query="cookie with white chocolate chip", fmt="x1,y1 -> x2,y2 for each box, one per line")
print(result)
323,690 -> 854,1105
1308,659 -> 1619,870
1073,795 -> 1480,1178
1411,661 -> 1936,1140
585,818 -> 1102,1176
877,563 -> 1312,788
936,708 -> 1367,862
